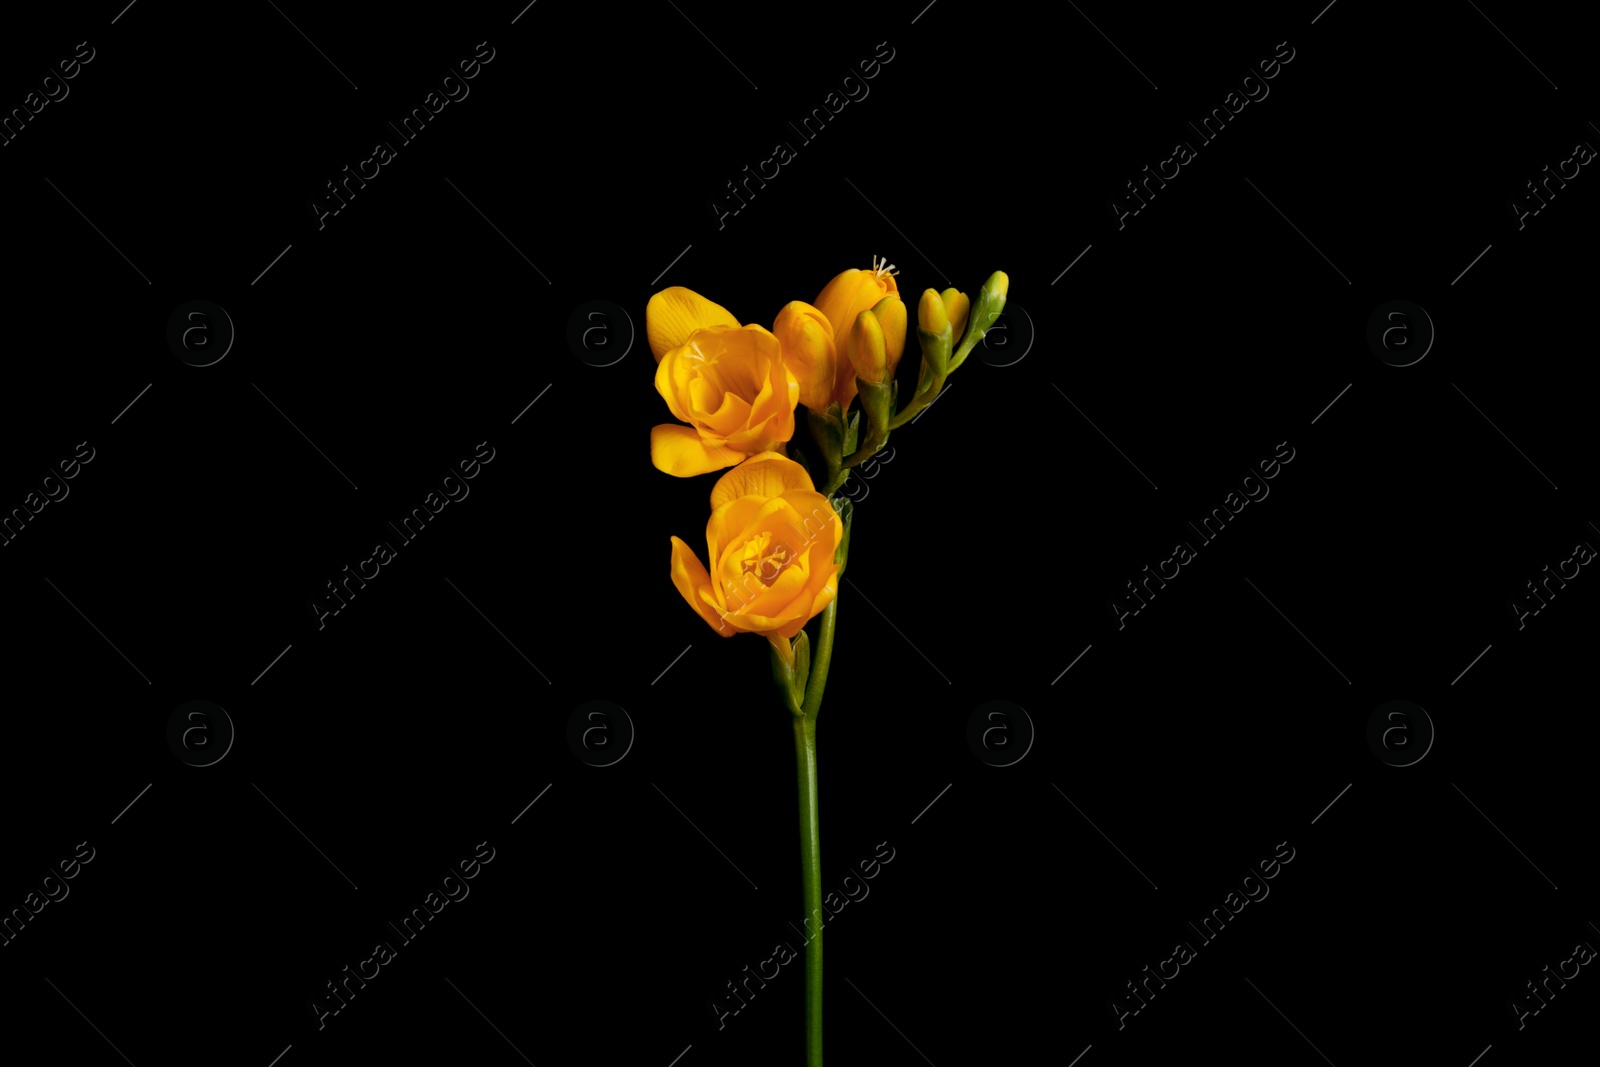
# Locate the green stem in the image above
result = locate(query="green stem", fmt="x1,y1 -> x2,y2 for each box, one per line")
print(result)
887,374 -> 945,429
841,427 -> 887,468
803,599 -> 838,719
793,713 -> 823,1067
793,590 -> 839,1066
948,334 -> 980,372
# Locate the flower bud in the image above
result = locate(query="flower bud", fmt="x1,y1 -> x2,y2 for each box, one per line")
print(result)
872,295 -> 907,382
846,308 -> 888,384
950,270 -> 1009,370
939,288 -> 970,344
772,301 -> 837,412
971,271 -> 1008,332
917,289 -> 948,335
915,289 -> 952,383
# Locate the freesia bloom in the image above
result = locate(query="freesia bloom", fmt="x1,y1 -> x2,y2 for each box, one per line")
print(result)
670,453 -> 841,642
812,256 -> 907,412
648,288 -> 800,477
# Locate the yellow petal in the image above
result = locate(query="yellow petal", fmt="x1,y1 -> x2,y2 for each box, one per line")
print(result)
779,489 -> 840,552
772,301 -> 837,411
690,382 -> 753,436
654,345 -> 695,423
725,409 -> 793,452
647,288 -> 740,361
670,536 -> 733,635
733,607 -> 811,639
748,361 -> 800,448
707,494 -> 769,567
739,553 -> 811,619
807,574 -> 838,619
710,452 -> 815,509
814,268 -> 893,340
651,423 -> 740,477
744,354 -> 795,429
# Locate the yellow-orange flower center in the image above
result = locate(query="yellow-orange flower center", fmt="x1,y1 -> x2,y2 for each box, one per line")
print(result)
735,531 -> 795,587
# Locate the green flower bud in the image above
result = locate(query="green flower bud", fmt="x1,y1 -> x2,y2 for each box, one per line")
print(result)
951,270 -> 1008,370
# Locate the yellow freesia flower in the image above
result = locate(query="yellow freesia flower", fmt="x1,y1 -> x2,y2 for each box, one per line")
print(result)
669,452 -> 842,643
812,256 -> 907,412
647,287 -> 801,477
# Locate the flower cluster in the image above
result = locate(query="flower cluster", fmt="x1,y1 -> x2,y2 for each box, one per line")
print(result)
649,258 -> 1008,662
647,257 -> 906,476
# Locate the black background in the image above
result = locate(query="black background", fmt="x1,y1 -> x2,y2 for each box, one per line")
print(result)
1,2 -> 1595,1065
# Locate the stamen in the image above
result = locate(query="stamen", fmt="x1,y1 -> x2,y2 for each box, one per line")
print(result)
685,341 -> 707,362
737,532 -> 794,586
871,255 -> 899,279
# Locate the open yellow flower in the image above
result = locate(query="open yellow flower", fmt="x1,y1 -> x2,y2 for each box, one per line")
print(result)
670,453 -> 842,642
648,288 -> 801,477
812,257 -> 907,413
